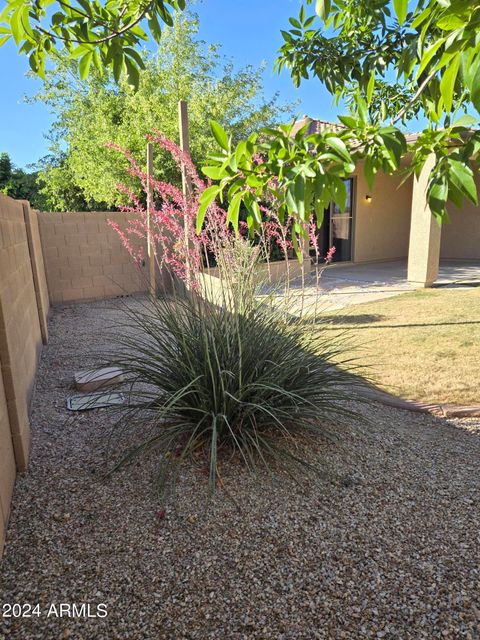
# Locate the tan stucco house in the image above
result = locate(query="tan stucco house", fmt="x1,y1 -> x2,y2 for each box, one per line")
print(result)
296,117 -> 480,287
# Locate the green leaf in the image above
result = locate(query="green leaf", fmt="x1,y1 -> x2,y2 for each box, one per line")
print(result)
325,136 -> 351,162
417,38 -> 445,78
470,58 -> 480,114
338,115 -> 358,128
78,50 -> 93,80
440,54 -> 460,112
315,0 -> 331,20
313,174 -> 326,226
235,140 -> 248,165
112,52 -> 124,83
251,199 -> 261,224
291,229 -> 303,261
366,70 -> 375,105
196,185 -> 220,234
329,177 -> 347,212
295,174 -> 306,220
202,166 -> 225,180
393,0 -> 408,25
148,12 -> 162,44
227,192 -> 242,233
428,177 -> 448,219
125,57 -> 140,90
354,94 -> 369,123
124,47 -> 146,70
10,7 -> 25,45
210,121 -> 229,151
448,160 -> 478,204
286,183 -> 296,214
437,13 -> 465,31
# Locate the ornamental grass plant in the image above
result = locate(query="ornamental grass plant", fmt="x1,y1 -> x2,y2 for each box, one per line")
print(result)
104,245 -> 366,501
103,135 -> 368,501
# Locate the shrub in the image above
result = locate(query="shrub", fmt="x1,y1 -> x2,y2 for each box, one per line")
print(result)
103,134 -> 367,502
105,276 -> 366,501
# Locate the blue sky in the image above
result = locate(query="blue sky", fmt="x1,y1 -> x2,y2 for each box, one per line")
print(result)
0,0 -> 342,168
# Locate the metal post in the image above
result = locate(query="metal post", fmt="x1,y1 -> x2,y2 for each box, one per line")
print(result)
146,142 -> 156,296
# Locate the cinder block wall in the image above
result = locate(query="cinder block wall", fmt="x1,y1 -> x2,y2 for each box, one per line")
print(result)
0,194 -> 49,556
38,212 -> 148,303
0,195 -> 44,471
0,368 -> 16,558
24,206 -> 50,343
0,205 -> 150,557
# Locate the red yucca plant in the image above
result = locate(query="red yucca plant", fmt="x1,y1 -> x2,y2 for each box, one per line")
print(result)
106,133 -> 337,295
99,134 -> 364,504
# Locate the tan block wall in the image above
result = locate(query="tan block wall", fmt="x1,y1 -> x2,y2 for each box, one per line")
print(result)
353,168 -> 414,263
38,212 -> 148,303
0,368 -> 16,557
0,194 -> 44,472
0,195 -> 50,557
23,204 -> 50,343
441,173 -> 480,260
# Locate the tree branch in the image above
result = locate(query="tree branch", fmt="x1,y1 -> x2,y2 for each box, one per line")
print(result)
35,1 -> 154,47
391,68 -> 437,125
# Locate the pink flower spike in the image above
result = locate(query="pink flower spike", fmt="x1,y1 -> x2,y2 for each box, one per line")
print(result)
325,246 -> 336,264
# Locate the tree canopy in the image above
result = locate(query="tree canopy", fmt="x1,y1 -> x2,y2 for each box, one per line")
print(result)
198,0 -> 480,251
0,0 -> 186,90
34,12 -> 295,211
2,0 -> 479,234
0,152 -> 46,208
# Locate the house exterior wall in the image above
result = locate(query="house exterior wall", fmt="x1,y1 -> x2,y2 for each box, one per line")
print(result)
353,166 -> 414,263
441,173 -> 480,260
38,212 -> 148,303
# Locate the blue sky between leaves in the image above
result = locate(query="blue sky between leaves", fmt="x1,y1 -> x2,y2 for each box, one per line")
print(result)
0,0 -> 346,168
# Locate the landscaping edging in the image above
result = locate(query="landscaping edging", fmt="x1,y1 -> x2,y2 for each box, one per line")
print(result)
362,387 -> 480,418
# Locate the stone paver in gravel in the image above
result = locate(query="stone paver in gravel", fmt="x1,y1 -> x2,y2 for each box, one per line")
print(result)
1,297 -> 479,640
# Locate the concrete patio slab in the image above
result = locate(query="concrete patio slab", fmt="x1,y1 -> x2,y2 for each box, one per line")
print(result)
288,259 -> 480,311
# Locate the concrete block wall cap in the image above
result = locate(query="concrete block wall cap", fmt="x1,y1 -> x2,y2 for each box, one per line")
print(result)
74,367 -> 124,393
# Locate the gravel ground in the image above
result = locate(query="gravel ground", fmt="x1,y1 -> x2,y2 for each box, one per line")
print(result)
1,297 -> 480,640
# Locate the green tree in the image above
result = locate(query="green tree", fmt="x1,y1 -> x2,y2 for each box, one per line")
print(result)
0,0 -> 186,90
200,0 -> 480,247
0,152 -> 13,187
34,12 -> 295,210
0,151 -> 46,208
36,154 -> 98,211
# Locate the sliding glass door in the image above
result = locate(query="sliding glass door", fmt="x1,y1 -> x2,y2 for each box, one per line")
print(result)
329,178 -> 353,262
312,178 -> 354,263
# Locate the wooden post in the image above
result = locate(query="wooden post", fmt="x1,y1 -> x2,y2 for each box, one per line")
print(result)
178,100 -> 193,287
146,142 -> 156,296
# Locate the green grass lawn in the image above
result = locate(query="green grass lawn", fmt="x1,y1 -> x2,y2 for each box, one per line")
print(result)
324,287 -> 480,405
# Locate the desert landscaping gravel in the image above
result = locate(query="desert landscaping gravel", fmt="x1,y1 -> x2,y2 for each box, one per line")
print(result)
1,297 -> 479,640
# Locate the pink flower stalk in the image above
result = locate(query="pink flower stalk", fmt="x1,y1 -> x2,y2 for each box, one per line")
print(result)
108,133 -> 328,289
325,246 -> 336,264
107,135 -> 235,290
